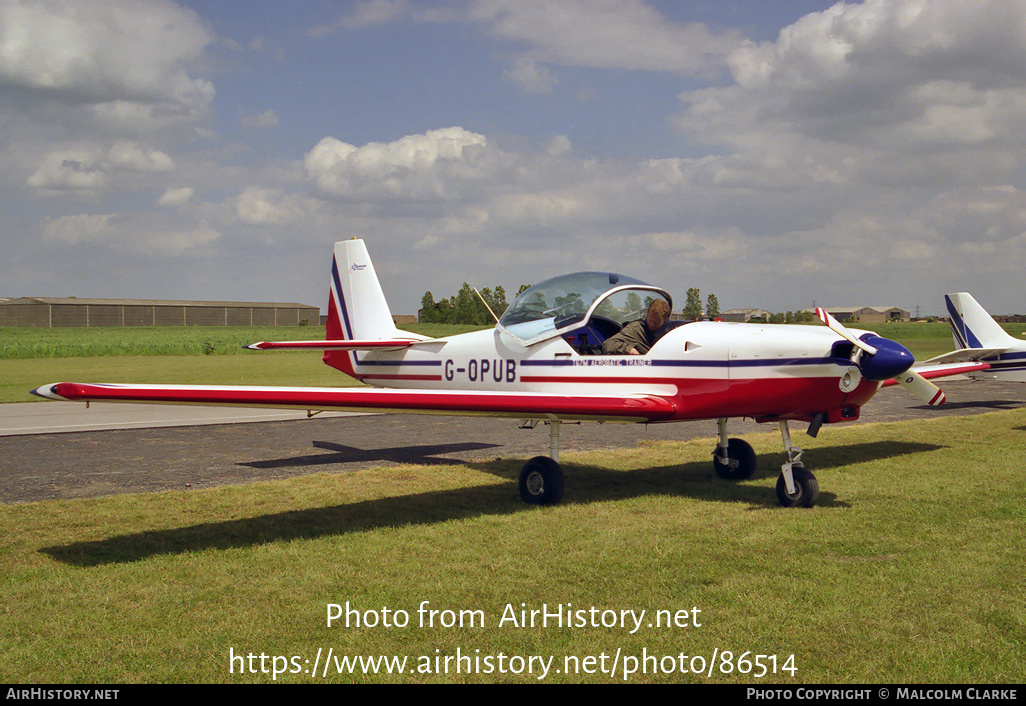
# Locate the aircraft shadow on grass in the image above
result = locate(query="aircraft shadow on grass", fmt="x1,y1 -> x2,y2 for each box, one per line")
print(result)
241,440 -> 503,469
41,439 -> 942,567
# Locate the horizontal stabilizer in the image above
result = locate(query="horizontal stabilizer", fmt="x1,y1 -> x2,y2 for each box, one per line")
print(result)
880,361 -> 991,387
245,338 -> 423,351
920,348 -> 1007,366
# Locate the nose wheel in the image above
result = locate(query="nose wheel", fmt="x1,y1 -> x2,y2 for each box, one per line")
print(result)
776,463 -> 819,507
712,418 -> 821,507
776,421 -> 819,507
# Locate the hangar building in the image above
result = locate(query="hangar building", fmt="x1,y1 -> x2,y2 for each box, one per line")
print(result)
816,306 -> 910,323
719,308 -> 773,323
0,297 -> 319,327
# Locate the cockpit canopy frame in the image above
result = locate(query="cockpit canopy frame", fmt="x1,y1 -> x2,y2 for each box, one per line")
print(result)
497,271 -> 672,346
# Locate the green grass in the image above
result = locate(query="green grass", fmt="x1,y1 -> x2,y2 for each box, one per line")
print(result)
0,324 -> 487,359
2,410 -> 1023,683
0,326 -> 312,358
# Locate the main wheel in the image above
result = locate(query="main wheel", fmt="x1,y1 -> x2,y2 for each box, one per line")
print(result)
712,438 -> 757,480
519,456 -> 565,505
776,464 -> 819,508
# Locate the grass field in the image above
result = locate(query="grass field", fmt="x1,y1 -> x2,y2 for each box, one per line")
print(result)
2,409 -> 1023,683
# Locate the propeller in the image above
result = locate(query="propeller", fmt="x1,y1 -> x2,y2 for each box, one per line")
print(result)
815,308 -> 946,406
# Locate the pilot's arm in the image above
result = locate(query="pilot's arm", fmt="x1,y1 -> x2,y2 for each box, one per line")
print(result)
602,320 -> 649,355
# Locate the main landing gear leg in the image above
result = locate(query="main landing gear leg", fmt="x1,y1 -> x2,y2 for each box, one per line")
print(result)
775,421 -> 819,508
519,420 -> 565,505
711,418 -> 756,480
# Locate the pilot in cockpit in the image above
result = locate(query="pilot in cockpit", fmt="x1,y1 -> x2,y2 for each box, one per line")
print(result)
602,299 -> 671,355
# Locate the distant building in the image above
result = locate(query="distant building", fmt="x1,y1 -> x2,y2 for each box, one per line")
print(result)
815,306 -> 910,323
0,297 -> 319,327
719,308 -> 773,323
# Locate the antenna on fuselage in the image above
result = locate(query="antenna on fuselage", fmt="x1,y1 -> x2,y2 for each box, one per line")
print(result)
474,287 -> 500,323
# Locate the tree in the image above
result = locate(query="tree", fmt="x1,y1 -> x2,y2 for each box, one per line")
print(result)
684,287 -> 702,320
420,291 -> 440,323
452,282 -> 480,324
625,292 -> 644,318
706,293 -> 720,319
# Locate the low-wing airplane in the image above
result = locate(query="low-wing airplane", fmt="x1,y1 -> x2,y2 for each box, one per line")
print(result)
912,292 -> 1026,382
32,240 -> 982,508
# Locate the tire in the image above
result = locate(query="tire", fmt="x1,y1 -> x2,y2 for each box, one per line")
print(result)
519,456 -> 565,505
776,464 -> 819,508
712,438 -> 757,480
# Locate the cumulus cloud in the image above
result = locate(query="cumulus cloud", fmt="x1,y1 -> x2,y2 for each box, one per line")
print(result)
504,58 -> 558,94
308,0 -> 412,35
42,212 -> 220,256
682,0 -> 1026,152
310,1 -> 739,90
241,109 -> 280,129
27,142 -> 174,193
0,0 -> 215,118
158,186 -> 195,206
468,0 -> 738,74
235,186 -> 308,225
304,126 -> 495,201
666,0 -> 1026,264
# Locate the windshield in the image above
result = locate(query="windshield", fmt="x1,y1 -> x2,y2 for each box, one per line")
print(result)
499,271 -> 671,345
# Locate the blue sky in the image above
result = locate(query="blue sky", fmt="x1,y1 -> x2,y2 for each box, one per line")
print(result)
3,0 -> 1026,318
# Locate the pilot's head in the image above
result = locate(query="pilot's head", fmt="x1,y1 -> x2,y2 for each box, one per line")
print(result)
645,299 -> 671,331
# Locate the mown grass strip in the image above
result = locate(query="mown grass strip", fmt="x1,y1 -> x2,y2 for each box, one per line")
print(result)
0,324 -> 488,359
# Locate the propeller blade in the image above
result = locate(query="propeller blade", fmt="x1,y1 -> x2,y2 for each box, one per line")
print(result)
894,370 -> 946,406
815,307 -> 878,355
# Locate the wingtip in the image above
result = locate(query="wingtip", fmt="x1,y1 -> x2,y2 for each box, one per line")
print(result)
30,383 -> 67,401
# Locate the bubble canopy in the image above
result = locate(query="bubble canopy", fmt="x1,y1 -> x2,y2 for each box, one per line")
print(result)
498,271 -> 672,346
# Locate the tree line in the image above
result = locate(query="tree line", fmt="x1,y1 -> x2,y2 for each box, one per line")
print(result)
419,284 -> 516,325
420,284 -> 812,325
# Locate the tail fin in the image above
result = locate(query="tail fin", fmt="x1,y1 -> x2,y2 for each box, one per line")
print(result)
324,239 -> 401,377
944,292 -> 1017,349
326,239 -> 402,342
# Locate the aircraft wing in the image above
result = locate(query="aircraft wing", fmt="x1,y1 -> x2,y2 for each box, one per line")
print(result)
31,382 -> 677,423
244,338 -> 423,351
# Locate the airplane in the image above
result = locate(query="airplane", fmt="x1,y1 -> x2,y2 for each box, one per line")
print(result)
31,239 -> 986,509
911,292 -> 1026,382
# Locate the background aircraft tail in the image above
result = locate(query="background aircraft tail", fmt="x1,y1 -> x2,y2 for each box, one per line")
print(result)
944,292 -> 1017,350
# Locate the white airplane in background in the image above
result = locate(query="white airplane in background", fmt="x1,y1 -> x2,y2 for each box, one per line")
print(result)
33,240 -> 986,508
914,292 -> 1026,382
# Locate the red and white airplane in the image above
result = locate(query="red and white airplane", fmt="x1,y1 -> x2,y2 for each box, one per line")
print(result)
32,239 -> 984,508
